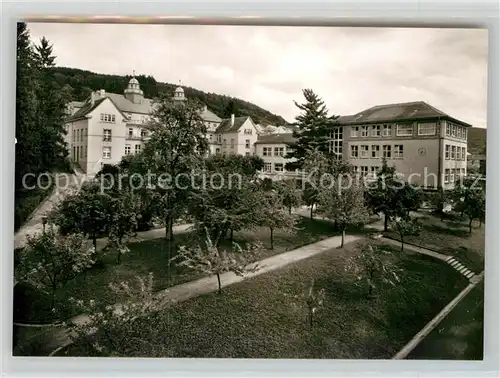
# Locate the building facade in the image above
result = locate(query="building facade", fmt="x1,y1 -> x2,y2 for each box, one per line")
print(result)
254,134 -> 298,181
254,101 -> 471,189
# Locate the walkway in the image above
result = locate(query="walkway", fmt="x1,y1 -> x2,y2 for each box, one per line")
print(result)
14,168 -> 88,250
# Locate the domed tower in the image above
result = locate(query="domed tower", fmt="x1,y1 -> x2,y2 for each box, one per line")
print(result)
173,80 -> 186,102
124,71 -> 144,104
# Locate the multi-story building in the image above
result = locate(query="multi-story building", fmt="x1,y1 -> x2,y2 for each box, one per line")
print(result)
254,101 -> 471,189
215,115 -> 260,156
65,76 -> 225,176
254,134 -> 298,180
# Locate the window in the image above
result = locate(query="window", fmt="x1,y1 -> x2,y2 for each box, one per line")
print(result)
351,126 -> 359,138
382,124 -> 392,137
125,144 -> 131,155
216,148 -> 221,154
360,166 -> 369,175
350,145 -> 359,158
361,126 -> 369,137
217,135 -> 222,143
135,144 -> 141,154
451,125 -> 457,137
72,130 -> 75,142
394,145 -> 404,158
103,129 -> 112,142
450,169 -> 455,184
274,163 -> 284,172
371,145 -> 380,158
72,147 -> 75,161
264,162 -> 272,172
80,129 -> 84,141
463,128 -> 467,140
245,139 -> 250,149
371,125 -> 381,137
444,169 -> 450,183
330,127 -> 343,158
445,145 -> 450,160
230,139 -> 235,148
263,147 -> 272,156
383,145 -> 391,158
418,123 -> 437,136
244,129 -> 253,135
222,139 -> 227,147
274,147 -> 285,157
451,145 -> 456,160
396,124 -> 413,136
102,146 -> 111,159
461,168 -> 466,176
370,166 -> 378,178
83,146 -> 87,158
128,128 -> 133,138
76,129 -> 79,142
446,124 -> 451,136
461,147 -> 466,160
141,129 -> 148,138
100,113 -> 115,123
360,145 -> 369,158
209,134 -> 213,141
353,166 -> 359,173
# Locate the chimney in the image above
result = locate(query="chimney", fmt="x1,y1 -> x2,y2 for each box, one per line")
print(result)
99,89 -> 105,98
231,114 -> 235,127
90,91 -> 96,106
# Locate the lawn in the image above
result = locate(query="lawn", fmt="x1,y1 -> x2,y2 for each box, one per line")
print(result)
407,282 -> 484,360
61,239 -> 468,358
384,212 -> 485,272
13,216 -> 339,324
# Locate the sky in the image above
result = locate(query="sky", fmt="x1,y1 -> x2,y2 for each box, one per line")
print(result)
27,23 -> 488,128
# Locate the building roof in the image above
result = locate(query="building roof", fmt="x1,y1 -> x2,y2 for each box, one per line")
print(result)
255,133 -> 297,145
337,101 -> 472,127
200,107 -> 222,123
68,98 -> 108,122
216,116 -> 253,133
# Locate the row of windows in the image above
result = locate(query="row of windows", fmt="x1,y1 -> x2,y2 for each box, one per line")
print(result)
215,150 -> 252,157
221,139 -> 252,149
262,147 -> 286,157
263,162 -> 285,173
73,128 -> 88,142
353,165 -> 380,178
72,146 -> 87,161
350,123 -> 438,138
444,168 -> 466,183
445,123 -> 467,140
350,144 -> 404,159
330,128 -> 343,157
100,113 -> 116,123
445,145 -> 466,160
243,129 -> 253,135
124,144 -> 142,156
101,128 -> 149,141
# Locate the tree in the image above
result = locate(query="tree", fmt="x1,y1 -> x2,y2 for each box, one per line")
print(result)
366,159 -> 423,231
344,243 -> 402,298
305,280 -> 326,329
142,93 -> 209,240
318,175 -> 370,248
428,187 -> 449,221
66,273 -> 170,357
390,216 -> 421,252
105,192 -> 144,264
275,180 -> 302,214
222,98 -> 238,118
16,228 -> 95,308
51,181 -> 113,252
285,89 -> 339,170
169,229 -> 263,294
451,178 -> 486,233
259,190 -> 298,250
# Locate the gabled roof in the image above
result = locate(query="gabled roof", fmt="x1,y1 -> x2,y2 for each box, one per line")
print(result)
255,133 -> 297,145
67,96 -> 129,122
216,116 -> 253,133
200,107 -> 221,123
337,101 -> 472,127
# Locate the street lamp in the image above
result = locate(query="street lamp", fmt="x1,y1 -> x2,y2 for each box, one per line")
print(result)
42,216 -> 48,233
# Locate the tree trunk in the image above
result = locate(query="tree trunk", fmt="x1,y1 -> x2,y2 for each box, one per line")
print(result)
400,236 -> 404,252
289,205 -> 292,214
310,206 -> 313,220
468,218 -> 473,234
270,227 -> 274,250
217,273 -> 222,294
165,215 -> 174,241
341,228 -> 345,248
383,213 -> 389,232
92,232 -> 97,251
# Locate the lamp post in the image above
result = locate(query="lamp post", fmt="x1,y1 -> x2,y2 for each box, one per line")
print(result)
42,216 -> 48,233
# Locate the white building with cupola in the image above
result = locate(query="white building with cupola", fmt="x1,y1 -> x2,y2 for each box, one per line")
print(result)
65,75 -> 229,176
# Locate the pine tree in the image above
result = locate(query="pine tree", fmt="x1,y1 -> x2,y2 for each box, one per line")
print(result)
34,37 -> 70,172
285,89 -> 339,170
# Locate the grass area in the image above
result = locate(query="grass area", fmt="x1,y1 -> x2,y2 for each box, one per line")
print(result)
407,282 -> 484,360
13,216 -> 339,324
62,239 -> 468,358
14,175 -> 55,231
384,212 -> 485,272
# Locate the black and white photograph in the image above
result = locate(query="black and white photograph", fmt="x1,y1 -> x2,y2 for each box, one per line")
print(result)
12,21 -> 487,360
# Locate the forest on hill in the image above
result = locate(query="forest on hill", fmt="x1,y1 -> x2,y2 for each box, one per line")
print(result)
50,66 -> 289,126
